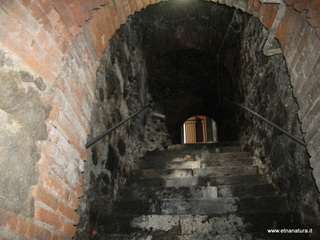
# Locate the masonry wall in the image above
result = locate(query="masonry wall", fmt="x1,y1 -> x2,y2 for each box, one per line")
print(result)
1,0 -> 320,239
75,22 -> 171,238
235,16 -> 320,235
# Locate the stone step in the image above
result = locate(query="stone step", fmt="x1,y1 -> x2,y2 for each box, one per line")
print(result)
113,196 -> 287,215
163,142 -> 241,152
142,151 -> 251,163
125,174 -> 267,188
137,154 -> 253,169
102,233 -> 251,240
99,211 -> 300,235
130,165 -> 258,178
103,232 -> 309,240
119,184 -> 276,200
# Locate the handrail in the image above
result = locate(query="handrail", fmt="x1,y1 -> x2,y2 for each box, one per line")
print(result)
235,103 -> 307,147
85,104 -> 152,149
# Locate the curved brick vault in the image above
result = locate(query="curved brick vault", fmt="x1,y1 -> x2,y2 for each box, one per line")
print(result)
1,0 -> 320,239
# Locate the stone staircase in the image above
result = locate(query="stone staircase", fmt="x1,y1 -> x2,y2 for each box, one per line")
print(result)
96,143 -> 309,240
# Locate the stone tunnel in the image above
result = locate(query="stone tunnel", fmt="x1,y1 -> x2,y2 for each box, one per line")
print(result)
0,0 -> 320,239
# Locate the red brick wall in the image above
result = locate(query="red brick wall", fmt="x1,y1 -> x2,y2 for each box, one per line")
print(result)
0,0 -> 319,239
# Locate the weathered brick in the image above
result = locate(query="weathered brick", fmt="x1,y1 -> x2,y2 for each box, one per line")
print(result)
77,0 -> 93,19
283,7 -> 306,65
301,98 -> 320,132
35,206 -> 60,228
134,0 -> 143,11
276,8 -> 295,50
35,0 -> 52,13
47,7 -> 61,26
121,0 -> 132,16
128,0 -> 137,11
55,77 -> 90,122
306,130 -> 320,156
57,202 -> 80,224
296,75 -> 320,120
39,171 -> 69,202
308,9 -> 320,28
60,219 -> 77,237
0,9 -> 57,82
28,223 -> 53,240
284,0 -> 297,5
54,19 -> 74,43
142,0 -> 149,7
309,148 -> 320,169
36,28 -> 64,62
259,3 -> 277,29
39,142 -> 83,193
304,111 -> 320,141
59,234 -> 72,240
1,0 -> 41,34
68,193 -> 80,210
0,208 -> 17,232
246,0 -> 255,14
293,0 -> 311,12
21,0 -> 45,20
32,186 -> 59,210
69,0 -> 87,26
104,6 -> 116,38
51,233 -> 60,240
48,106 -> 59,121
113,0 -> 126,24
52,0 -> 79,37
300,31 -> 320,78
15,217 -> 30,236
312,49 -> 320,76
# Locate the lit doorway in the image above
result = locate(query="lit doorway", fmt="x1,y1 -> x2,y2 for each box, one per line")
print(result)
182,115 -> 218,144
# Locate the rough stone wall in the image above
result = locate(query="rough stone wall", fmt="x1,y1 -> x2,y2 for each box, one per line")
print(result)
235,17 -> 320,235
75,22 -> 171,239
0,45 -> 52,239
1,0 -> 320,239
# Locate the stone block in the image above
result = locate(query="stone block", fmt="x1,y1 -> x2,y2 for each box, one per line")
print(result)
130,215 -> 180,233
0,110 -> 39,216
32,186 -> 59,211
180,214 -> 243,234
54,19 -> 74,43
60,219 -> 78,237
34,206 -> 60,228
294,0 -> 311,12
68,0 -> 87,26
301,98 -> 320,132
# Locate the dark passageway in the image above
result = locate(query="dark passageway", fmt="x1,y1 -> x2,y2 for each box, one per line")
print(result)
1,0 -> 320,239
76,1 -> 319,239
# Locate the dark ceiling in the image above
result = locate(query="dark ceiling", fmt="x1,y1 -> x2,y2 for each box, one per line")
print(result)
129,0 -> 247,142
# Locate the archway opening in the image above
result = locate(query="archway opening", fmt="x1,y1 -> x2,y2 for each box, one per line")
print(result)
182,115 -> 218,144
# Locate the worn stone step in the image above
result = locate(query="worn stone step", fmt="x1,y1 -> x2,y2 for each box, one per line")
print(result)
113,197 -> 287,215
141,151 -> 251,163
99,211 -> 301,236
137,154 -> 253,169
101,232 -> 309,240
125,174 -> 267,188
99,214 -> 245,235
130,165 -> 258,178
103,233 -> 251,240
217,184 -> 276,198
119,184 -> 276,200
147,142 -> 241,156
119,186 -> 219,200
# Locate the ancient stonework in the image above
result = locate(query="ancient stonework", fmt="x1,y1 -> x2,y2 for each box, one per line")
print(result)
0,47 -> 51,218
235,17 -> 320,233
76,22 -> 171,238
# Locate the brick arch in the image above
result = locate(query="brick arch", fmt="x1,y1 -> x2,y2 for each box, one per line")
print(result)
1,0 -> 320,239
